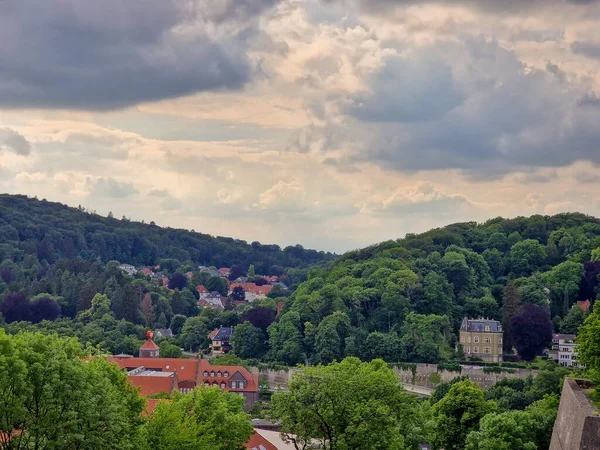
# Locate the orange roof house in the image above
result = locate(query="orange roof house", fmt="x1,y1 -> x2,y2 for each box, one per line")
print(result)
139,338 -> 159,358
244,432 -> 278,450
128,371 -> 177,396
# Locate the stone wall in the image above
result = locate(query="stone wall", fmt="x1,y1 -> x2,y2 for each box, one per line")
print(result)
550,378 -> 600,450
250,363 -> 537,390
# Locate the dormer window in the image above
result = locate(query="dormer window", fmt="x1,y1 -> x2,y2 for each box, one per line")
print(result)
231,381 -> 237,389
224,371 -> 229,378
204,381 -> 210,386
238,381 -> 245,389
220,382 -> 226,389
210,371 -> 215,377
217,371 -> 222,377
212,381 -> 218,386
203,371 -> 208,377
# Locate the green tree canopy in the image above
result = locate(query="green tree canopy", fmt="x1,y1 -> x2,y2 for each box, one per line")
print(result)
271,357 -> 421,450
141,388 -> 253,450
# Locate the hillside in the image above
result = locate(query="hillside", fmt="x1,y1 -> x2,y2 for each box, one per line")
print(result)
0,194 -> 335,273
267,213 -> 600,365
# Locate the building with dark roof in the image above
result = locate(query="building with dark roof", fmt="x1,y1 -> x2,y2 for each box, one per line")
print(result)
210,327 -> 233,354
459,317 -> 503,362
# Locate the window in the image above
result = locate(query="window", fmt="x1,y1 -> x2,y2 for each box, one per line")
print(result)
460,336 -> 465,343
217,371 -> 222,378
484,337 -> 491,344
212,381 -> 218,386
498,347 -> 502,354
181,366 -> 184,370
224,371 -> 229,378
210,371 -> 215,377
499,337 -> 503,344
467,336 -> 471,343
231,381 -> 237,389
203,371 -> 208,377
473,337 -> 479,343
473,346 -> 479,353
466,346 -> 470,353
166,365 -> 170,369
484,325 -> 490,332
483,347 -> 491,354
220,382 -> 226,389
239,381 -> 245,389
204,381 -> 210,386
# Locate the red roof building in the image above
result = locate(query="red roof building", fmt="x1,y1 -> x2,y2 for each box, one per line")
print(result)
128,372 -> 177,396
244,432 -> 278,450
229,283 -> 273,301
108,355 -> 259,410
139,339 -> 159,358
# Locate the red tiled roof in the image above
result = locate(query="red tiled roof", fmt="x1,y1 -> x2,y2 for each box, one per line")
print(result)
109,357 -> 200,383
208,328 -> 219,340
245,432 -> 278,450
197,285 -> 209,294
140,339 -> 159,350
199,360 -> 258,393
230,283 -> 273,296
162,278 -> 169,287
142,268 -> 152,275
129,374 -> 176,396
577,299 -> 591,312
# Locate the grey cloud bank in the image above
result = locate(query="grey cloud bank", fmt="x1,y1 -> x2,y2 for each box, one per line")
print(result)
0,0 -> 280,110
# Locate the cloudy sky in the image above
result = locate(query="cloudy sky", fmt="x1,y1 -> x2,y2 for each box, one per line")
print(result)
2,0 -> 600,252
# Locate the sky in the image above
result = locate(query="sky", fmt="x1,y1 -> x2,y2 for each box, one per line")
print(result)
2,0 -> 600,253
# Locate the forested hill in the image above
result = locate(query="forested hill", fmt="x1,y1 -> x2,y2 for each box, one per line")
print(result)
268,213 -> 600,365
0,194 -> 335,273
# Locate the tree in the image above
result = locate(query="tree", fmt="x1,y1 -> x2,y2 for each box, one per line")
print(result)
179,316 -> 211,352
230,286 -> 245,302
271,358 -> 420,450
170,314 -> 187,335
168,272 -> 188,291
267,312 -> 304,365
229,264 -> 246,281
78,293 -> 112,323
29,294 -> 61,323
159,340 -> 183,358
0,292 -> 30,323
140,293 -> 155,327
231,322 -> 266,359
205,276 -> 228,296
248,264 -> 256,278
543,261 -> 584,316
142,388 -> 253,450
0,330 -> 144,449
242,307 -> 276,331
432,379 -> 496,450
511,304 -> 553,361
420,272 -> 454,317
509,240 -> 547,277
501,283 -> 521,351
560,304 -> 587,334
465,411 -> 537,450
576,305 -> 600,384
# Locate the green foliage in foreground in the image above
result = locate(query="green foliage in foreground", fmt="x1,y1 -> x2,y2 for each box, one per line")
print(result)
141,388 -> 253,450
271,357 -> 423,450
0,329 -> 144,450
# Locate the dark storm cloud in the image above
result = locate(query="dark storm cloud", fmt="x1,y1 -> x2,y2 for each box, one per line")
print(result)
0,128 -> 32,156
347,54 -> 465,123
0,0 -> 279,110
337,38 -> 600,176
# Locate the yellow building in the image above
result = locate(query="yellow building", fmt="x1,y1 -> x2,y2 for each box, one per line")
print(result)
459,318 -> 503,363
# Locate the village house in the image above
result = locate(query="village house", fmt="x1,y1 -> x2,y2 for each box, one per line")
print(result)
139,338 -> 159,358
154,328 -> 173,339
549,333 -> 583,368
209,327 -> 233,354
196,285 -> 210,299
219,267 -> 231,277
229,283 -> 273,302
458,317 -> 503,362
109,338 -> 259,409
118,263 -> 137,276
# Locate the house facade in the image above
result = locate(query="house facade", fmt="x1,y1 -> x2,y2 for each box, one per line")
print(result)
228,283 -> 273,302
139,338 -> 160,358
109,352 -> 259,410
459,317 -> 503,362
549,333 -> 583,368
209,327 -> 233,354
